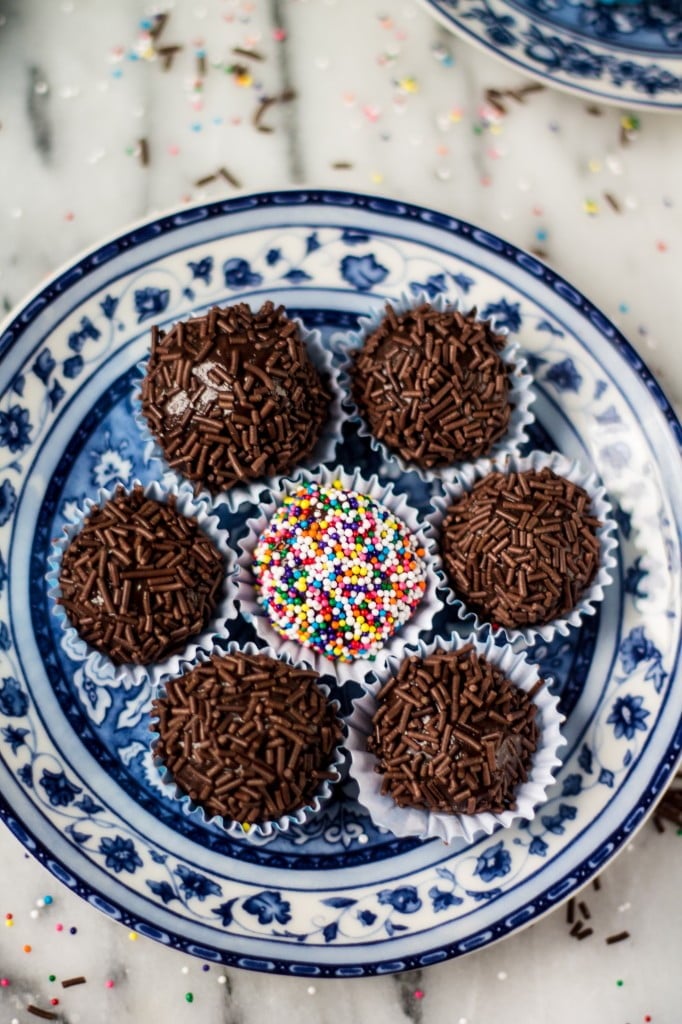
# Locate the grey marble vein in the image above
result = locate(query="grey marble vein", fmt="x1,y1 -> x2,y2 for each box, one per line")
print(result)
269,0 -> 304,184
27,64 -> 52,162
395,969 -> 424,1024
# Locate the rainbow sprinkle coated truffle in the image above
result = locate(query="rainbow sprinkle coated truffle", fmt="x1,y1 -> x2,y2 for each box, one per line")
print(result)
253,481 -> 428,661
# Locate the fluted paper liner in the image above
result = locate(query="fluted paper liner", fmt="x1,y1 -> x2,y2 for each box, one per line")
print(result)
149,641 -> 346,842
346,631 -> 565,844
333,289 -> 536,485
46,474 -> 234,689
132,312 -> 344,495
235,465 -> 443,685
428,449 -> 619,649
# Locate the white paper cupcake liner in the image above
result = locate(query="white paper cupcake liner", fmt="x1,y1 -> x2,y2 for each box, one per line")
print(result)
428,450 -> 619,649
149,641 -> 346,842
46,473 -> 235,689
132,309 -> 344,497
345,631 -> 565,844
332,290 -> 536,485
235,465 -> 443,685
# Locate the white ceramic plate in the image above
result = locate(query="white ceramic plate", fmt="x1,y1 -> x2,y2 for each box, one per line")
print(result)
0,189 -> 680,976
419,0 -> 682,110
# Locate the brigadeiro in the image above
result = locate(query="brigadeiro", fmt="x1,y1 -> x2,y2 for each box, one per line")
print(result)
440,465 -> 603,631
55,483 -> 226,666
368,646 -> 542,816
150,650 -> 344,831
349,300 -> 522,468
245,475 -> 433,666
139,301 -> 332,493
345,635 -> 565,843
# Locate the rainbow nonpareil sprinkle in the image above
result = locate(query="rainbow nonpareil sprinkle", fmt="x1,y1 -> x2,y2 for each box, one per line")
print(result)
253,481 -> 427,661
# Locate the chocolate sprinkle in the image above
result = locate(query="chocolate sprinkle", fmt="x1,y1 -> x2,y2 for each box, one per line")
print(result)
367,646 -> 541,815
606,931 -> 631,945
140,301 -> 331,493
350,303 -> 513,467
27,1009 -> 58,1021
151,653 -> 342,824
61,976 -> 86,988
441,467 -> 602,629
58,485 -> 225,665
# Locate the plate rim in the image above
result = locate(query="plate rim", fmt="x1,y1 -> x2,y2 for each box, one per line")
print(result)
417,0 -> 682,111
1,187 -> 681,976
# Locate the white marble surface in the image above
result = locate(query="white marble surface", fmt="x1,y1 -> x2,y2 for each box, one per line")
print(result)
0,1 -> 680,1022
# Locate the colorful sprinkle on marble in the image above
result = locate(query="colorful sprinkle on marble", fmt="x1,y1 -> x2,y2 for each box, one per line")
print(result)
253,481 -> 427,661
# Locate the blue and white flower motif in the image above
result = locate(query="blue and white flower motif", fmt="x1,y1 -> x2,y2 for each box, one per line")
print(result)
0,479 -> 16,526
266,248 -> 281,265
624,556 -> 647,599
339,254 -> 389,291
377,886 -> 422,913
0,554 -> 7,594
174,865 -> 222,902
243,890 -> 292,926
0,405 -> 32,454
619,626 -> 658,672
90,438 -> 134,490
428,887 -> 464,912
99,835 -> 143,874
529,836 -> 548,857
561,773 -> 583,797
0,677 -> 28,717
1,725 -> 29,753
187,256 -> 213,284
134,286 -> 170,323
524,26 -> 606,78
465,3 -> 517,47
39,768 -> 82,807
480,298 -> 522,333
409,273 -> 448,299
0,622 -> 11,650
452,272 -> 475,293
474,840 -> 512,883
32,349 -> 56,385
545,357 -> 583,393
223,257 -> 263,289
607,694 -> 650,740
147,879 -> 178,905
100,294 -> 119,320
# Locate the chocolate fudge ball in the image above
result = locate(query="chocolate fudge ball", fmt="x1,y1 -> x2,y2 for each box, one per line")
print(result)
57,485 -> 225,664
351,302 -> 512,467
151,652 -> 342,824
140,301 -> 331,493
440,467 -> 602,629
367,647 -> 542,816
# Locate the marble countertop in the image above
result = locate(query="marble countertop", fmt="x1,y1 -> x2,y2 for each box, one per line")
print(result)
0,1 -> 680,1022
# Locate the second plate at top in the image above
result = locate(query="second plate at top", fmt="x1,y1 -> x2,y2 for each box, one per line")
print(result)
419,0 -> 682,110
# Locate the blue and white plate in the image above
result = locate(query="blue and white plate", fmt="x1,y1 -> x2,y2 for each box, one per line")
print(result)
420,0 -> 682,110
0,189 -> 680,976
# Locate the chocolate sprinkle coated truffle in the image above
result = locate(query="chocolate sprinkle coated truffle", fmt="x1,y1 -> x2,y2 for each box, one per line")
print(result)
151,653 -> 342,823
441,467 -> 602,629
140,301 -> 331,492
57,485 -> 225,664
367,647 -> 542,815
351,303 -> 512,467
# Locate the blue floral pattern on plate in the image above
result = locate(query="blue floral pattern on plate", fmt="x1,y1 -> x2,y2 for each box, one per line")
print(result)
0,190 -> 680,976
419,0 -> 682,109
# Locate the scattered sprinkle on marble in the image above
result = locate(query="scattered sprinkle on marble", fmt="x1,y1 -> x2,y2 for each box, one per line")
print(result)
307,986 -> 316,995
